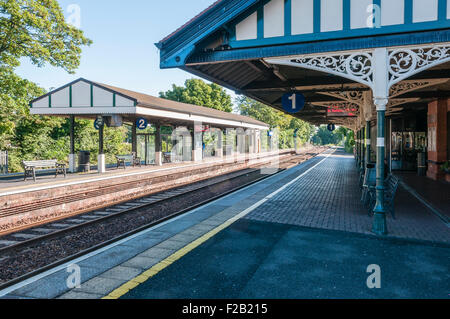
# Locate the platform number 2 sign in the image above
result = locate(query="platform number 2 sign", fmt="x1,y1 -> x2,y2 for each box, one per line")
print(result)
136,118 -> 148,130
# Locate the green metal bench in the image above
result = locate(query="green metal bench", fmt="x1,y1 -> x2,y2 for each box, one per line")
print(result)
361,165 -> 376,208
368,174 -> 400,219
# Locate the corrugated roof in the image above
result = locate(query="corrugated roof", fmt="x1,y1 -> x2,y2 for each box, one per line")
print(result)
96,82 -> 269,127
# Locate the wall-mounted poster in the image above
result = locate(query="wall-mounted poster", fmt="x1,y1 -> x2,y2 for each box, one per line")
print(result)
428,127 -> 436,152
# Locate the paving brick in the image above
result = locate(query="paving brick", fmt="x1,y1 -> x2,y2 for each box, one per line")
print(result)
75,277 -> 125,296
121,256 -> 161,270
139,247 -> 174,259
245,149 -> 450,244
58,290 -> 103,299
153,239 -> 187,250
99,266 -> 142,281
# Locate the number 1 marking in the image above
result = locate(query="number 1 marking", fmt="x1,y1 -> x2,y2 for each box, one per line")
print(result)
289,94 -> 296,110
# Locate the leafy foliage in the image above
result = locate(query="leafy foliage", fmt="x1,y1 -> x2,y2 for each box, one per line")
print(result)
235,96 -> 315,149
0,1 -> 131,173
0,0 -> 92,72
160,79 -> 233,113
311,125 -> 354,152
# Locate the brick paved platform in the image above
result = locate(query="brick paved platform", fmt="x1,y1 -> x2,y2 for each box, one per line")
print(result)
395,171 -> 450,221
245,149 -> 450,244
1,148 -> 448,299
0,150 -> 294,194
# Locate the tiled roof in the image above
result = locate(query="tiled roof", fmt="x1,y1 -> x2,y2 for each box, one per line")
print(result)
96,82 -> 269,127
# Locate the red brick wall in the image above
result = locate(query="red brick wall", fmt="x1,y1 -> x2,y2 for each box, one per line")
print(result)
427,99 -> 449,181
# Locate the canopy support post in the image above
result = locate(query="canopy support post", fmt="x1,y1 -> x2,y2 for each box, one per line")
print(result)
69,115 -> 76,173
98,119 -> 106,174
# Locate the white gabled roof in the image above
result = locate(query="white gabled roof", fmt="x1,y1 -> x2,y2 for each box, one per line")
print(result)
29,78 -> 269,130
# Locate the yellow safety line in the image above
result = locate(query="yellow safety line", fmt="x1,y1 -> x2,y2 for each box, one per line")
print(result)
102,150 -> 333,299
102,212 -> 244,299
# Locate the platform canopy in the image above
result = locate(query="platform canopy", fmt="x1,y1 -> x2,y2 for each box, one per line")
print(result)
156,0 -> 450,129
29,78 -> 269,130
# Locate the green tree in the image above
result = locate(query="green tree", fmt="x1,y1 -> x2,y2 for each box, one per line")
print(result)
160,79 -> 233,113
0,0 -> 98,172
311,125 -> 349,146
0,0 -> 92,71
236,96 -> 314,149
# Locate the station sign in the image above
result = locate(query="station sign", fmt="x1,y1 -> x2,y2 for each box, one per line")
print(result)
194,124 -> 210,133
327,123 -> 336,132
282,92 -> 305,114
136,117 -> 148,130
94,116 -> 104,130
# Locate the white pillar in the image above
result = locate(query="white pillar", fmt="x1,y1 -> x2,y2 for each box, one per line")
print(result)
155,152 -> 162,166
98,154 -> 106,174
192,124 -> 203,162
225,128 -> 235,157
69,154 -> 76,173
217,129 -> 223,158
371,47 -> 390,236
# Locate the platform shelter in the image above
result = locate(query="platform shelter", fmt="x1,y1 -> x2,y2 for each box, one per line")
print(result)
29,78 -> 269,173
156,0 -> 450,234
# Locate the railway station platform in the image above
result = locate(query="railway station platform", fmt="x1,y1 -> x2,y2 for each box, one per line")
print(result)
0,149 -> 299,235
0,148 -> 448,299
0,150 -> 292,194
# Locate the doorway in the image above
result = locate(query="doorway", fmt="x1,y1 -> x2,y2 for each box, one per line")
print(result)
137,134 -> 155,165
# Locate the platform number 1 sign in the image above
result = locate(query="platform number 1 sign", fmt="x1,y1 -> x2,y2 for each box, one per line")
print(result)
136,117 -> 148,130
327,124 -> 336,132
282,92 -> 305,114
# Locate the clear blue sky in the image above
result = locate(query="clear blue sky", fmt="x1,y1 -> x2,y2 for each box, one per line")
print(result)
16,0 -> 227,98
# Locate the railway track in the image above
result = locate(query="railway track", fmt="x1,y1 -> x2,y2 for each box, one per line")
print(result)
0,148 -> 326,288
0,150 -> 302,235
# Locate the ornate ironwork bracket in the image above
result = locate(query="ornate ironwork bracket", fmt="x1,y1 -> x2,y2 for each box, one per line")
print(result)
265,43 -> 450,94
388,44 -> 450,88
265,51 -> 374,89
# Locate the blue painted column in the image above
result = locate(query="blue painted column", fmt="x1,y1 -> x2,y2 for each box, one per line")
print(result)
372,98 -> 388,235
360,127 -> 365,171
69,115 -> 76,173
365,121 -> 371,165
371,48 -> 389,235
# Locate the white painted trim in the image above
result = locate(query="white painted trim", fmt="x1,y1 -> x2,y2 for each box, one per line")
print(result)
377,138 -> 385,147
135,106 -> 269,130
30,106 -> 268,130
264,0 -> 285,38
236,11 -> 258,41
30,107 -> 136,115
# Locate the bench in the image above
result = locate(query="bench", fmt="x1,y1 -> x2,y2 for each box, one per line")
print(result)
360,166 -> 376,208
116,152 -> 141,169
163,152 -> 171,164
22,160 -> 66,182
367,174 -> 400,219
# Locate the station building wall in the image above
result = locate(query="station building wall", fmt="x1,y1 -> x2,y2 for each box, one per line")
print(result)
427,98 -> 450,181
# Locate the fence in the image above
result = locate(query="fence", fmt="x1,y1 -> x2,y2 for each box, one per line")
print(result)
0,151 -> 8,174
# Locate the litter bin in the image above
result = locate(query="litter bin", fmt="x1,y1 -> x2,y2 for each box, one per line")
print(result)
417,152 -> 426,176
78,151 -> 91,173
